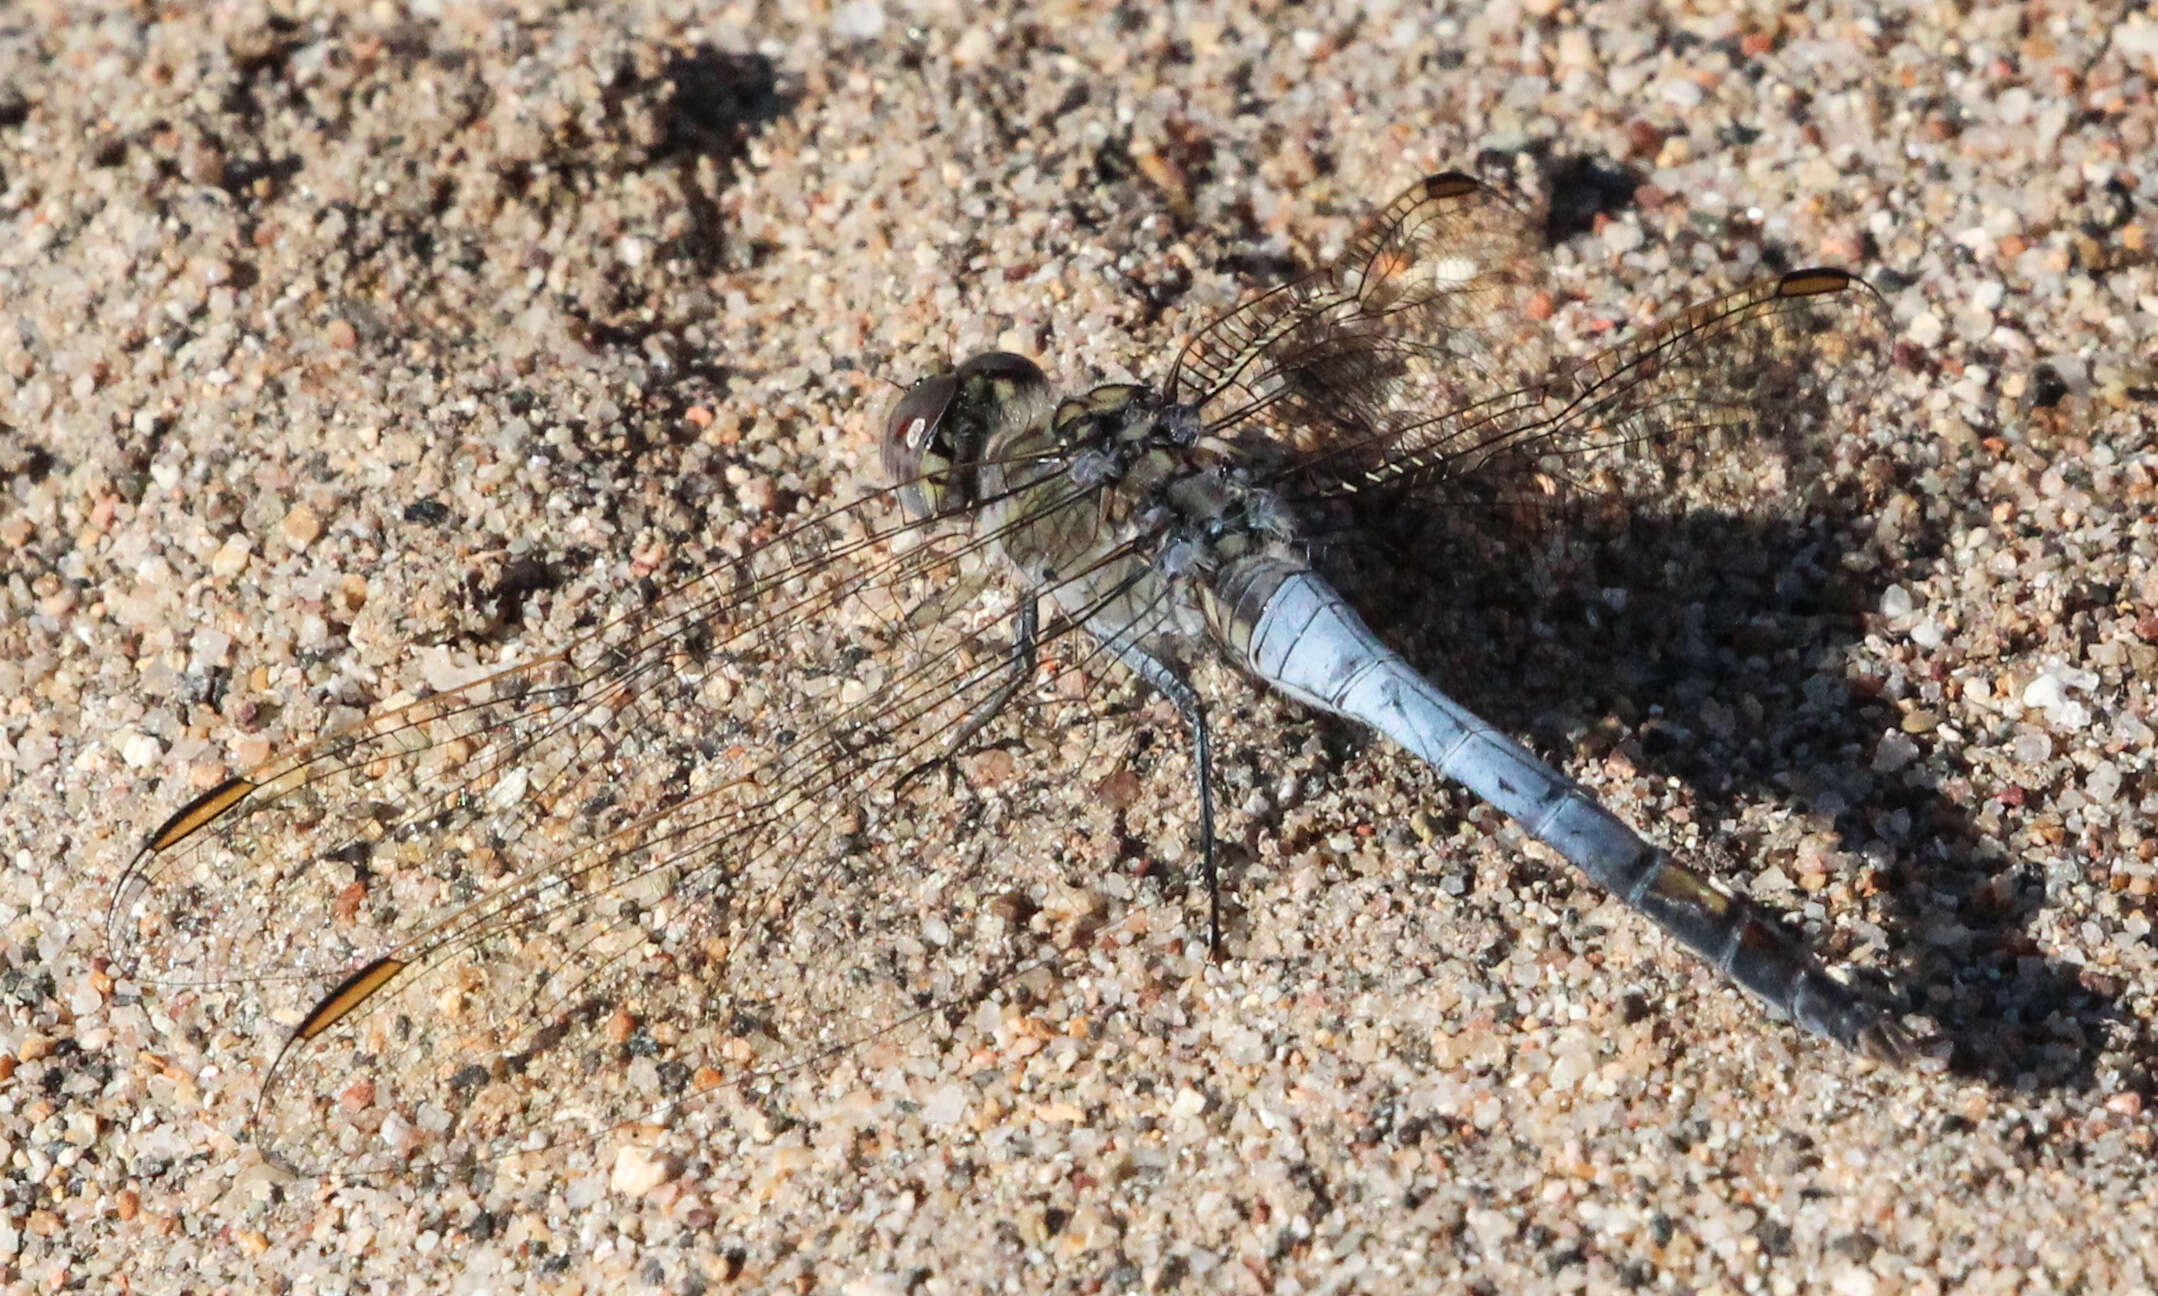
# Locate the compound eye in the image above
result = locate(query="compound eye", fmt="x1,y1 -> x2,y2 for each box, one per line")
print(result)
880,353 -> 1046,520
954,351 -> 1046,388
880,372 -> 959,484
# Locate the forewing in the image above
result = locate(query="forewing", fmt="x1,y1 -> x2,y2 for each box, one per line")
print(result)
1170,172 -> 1549,463
110,467 -> 1175,1177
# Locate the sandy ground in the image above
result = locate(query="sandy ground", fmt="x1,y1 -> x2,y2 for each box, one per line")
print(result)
5,0 -> 2158,1292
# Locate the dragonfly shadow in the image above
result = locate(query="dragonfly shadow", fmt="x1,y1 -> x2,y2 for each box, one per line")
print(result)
651,46 -> 796,271
1338,498 -> 2125,1095
548,45 -> 799,382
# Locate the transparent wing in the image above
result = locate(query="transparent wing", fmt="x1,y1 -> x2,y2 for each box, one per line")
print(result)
1168,172 -> 1551,463
1171,171 -> 1889,507
109,461 -> 1188,1178
1292,268 -> 1894,508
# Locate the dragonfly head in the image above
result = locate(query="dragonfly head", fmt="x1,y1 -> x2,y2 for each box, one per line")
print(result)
883,351 -> 1048,518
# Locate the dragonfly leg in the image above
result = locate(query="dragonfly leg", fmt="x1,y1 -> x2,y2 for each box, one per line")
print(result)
1107,649 -> 1220,955
896,595 -> 1040,794
1168,675 -> 1220,955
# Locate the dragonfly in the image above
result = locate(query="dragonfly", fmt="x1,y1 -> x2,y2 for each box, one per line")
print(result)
111,172 -> 1915,1180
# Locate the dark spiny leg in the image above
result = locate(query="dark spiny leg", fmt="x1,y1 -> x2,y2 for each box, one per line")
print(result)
1131,666 -> 1219,955
897,596 -> 1039,794
1078,624 -> 1220,954
1187,685 -> 1219,954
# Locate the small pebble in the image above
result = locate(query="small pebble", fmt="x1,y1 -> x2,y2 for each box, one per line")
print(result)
609,1145 -> 680,1198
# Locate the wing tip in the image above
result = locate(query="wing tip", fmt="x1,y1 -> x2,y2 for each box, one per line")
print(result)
1420,170 -> 1484,200
1777,266 -> 1869,298
293,955 -> 411,1043
142,774 -> 260,853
